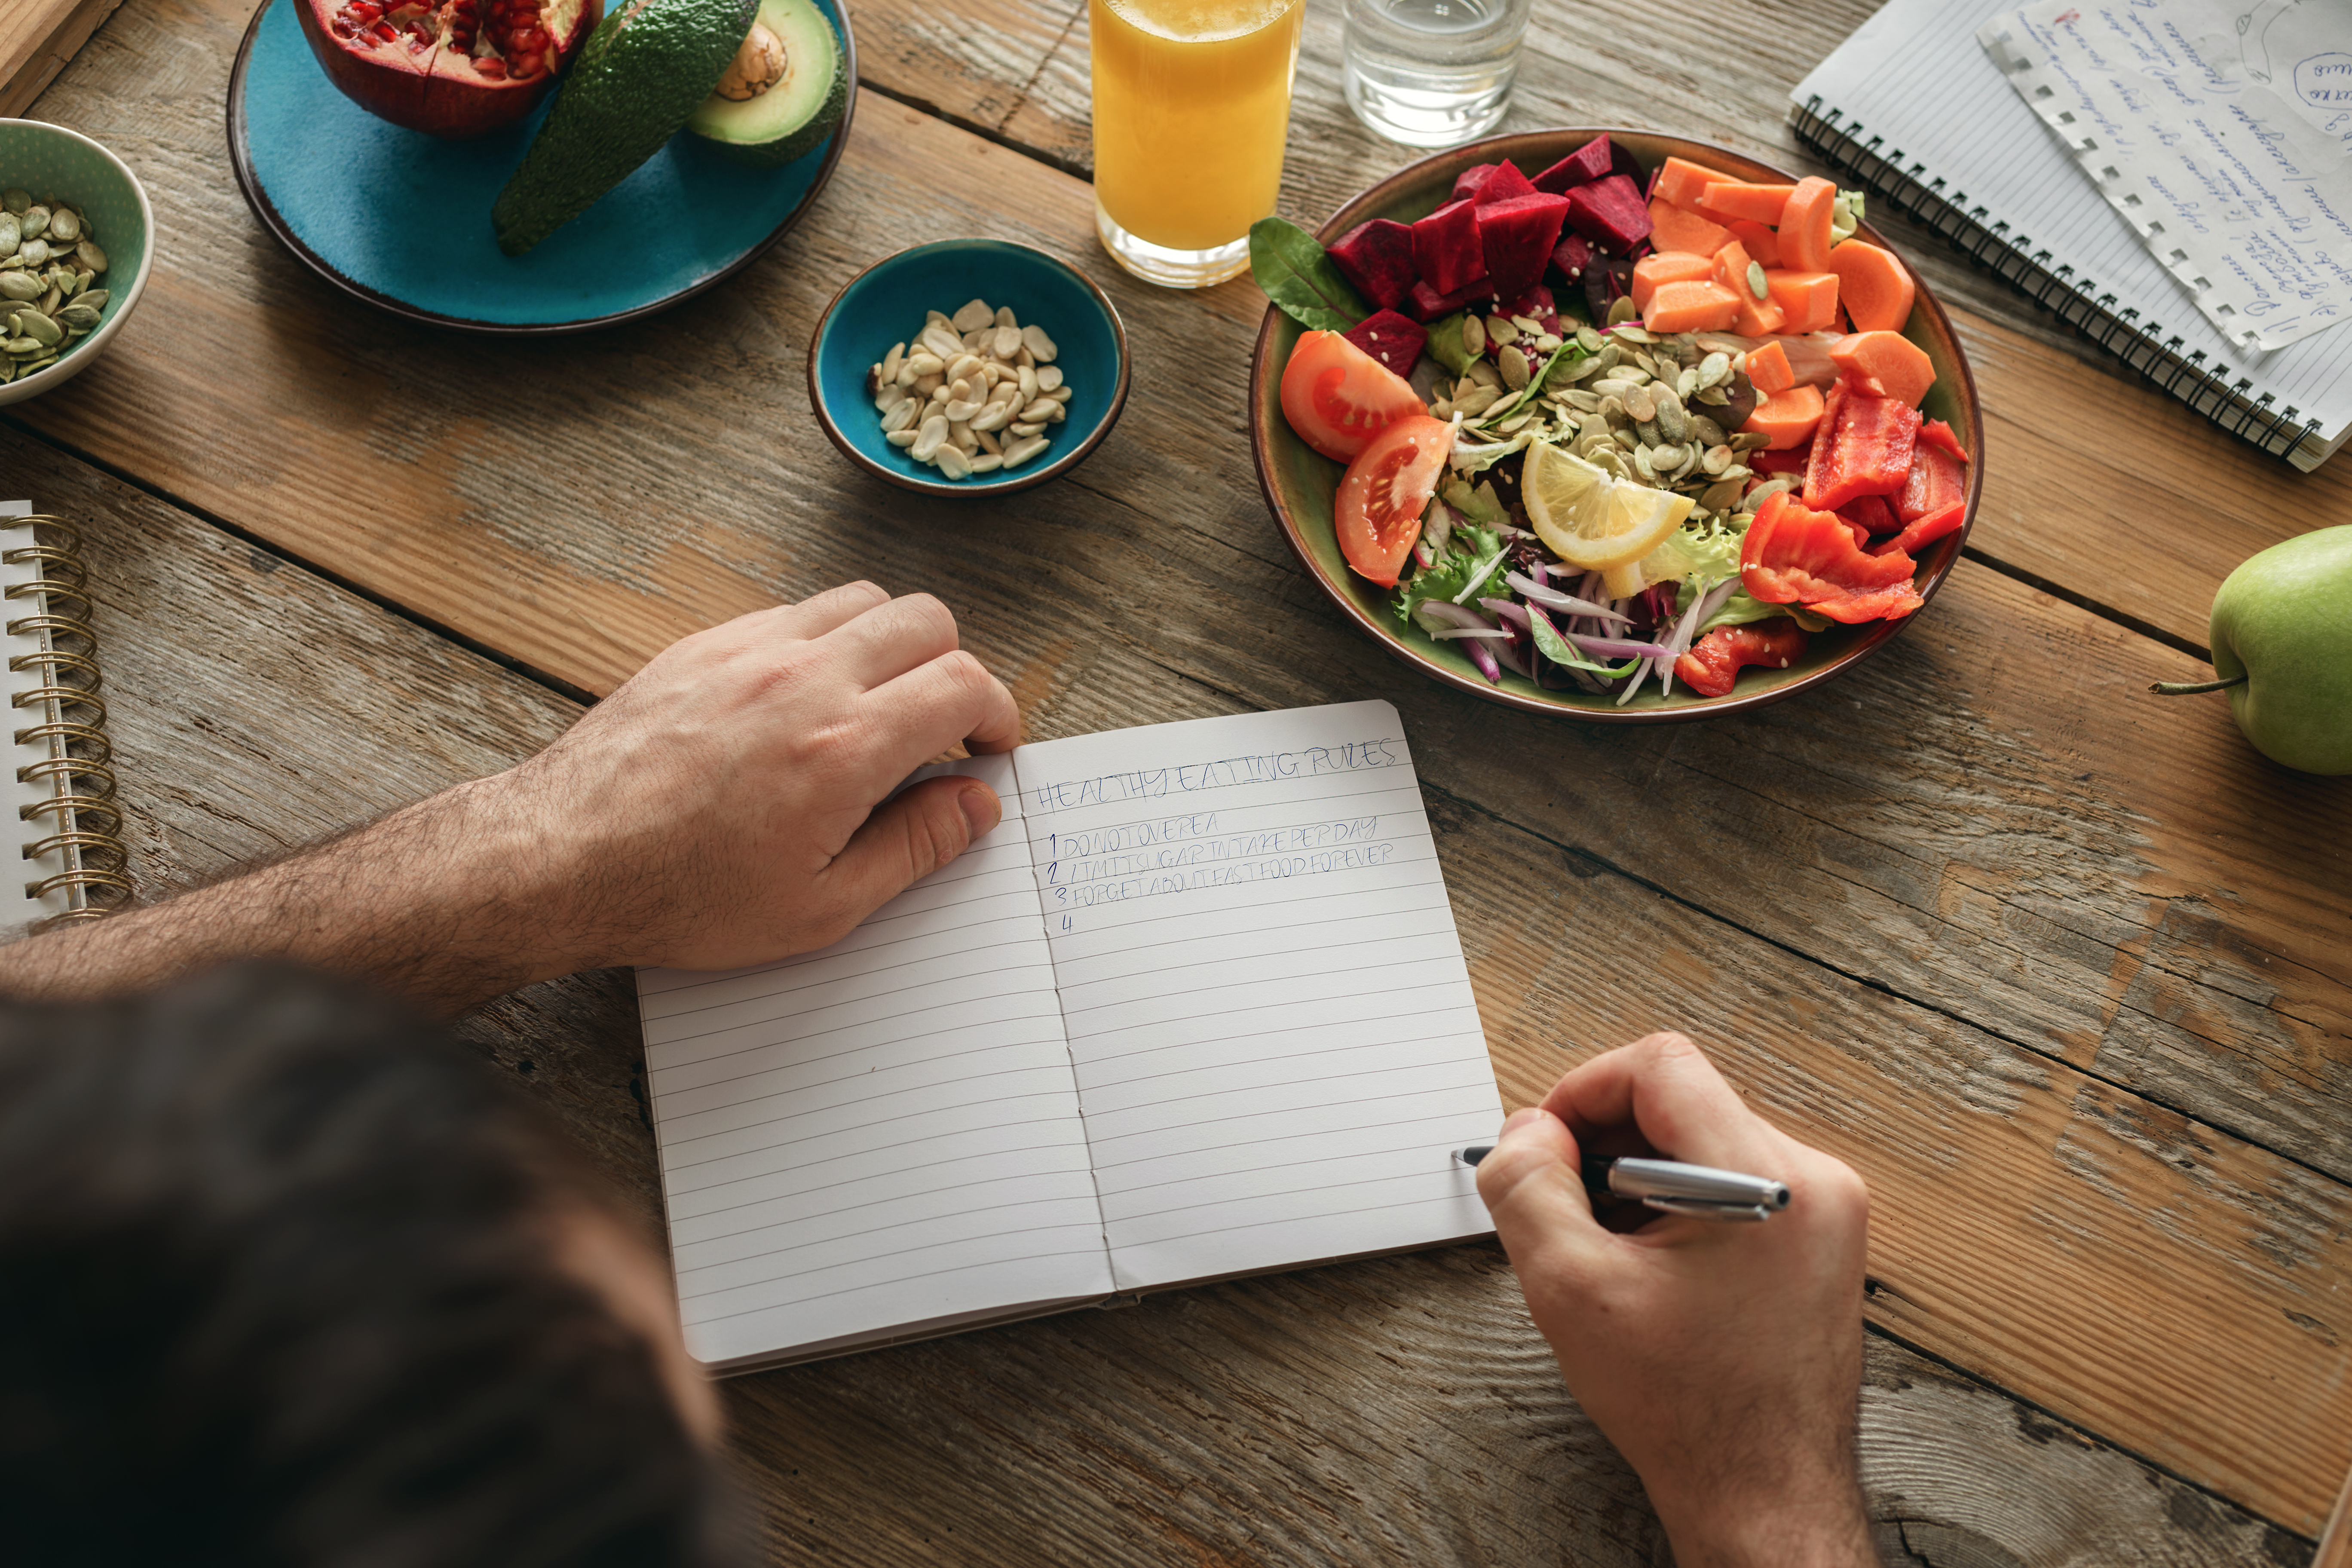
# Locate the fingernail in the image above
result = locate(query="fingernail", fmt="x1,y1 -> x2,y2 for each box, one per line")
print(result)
1500,1107 -> 1542,1136
959,784 -> 1000,837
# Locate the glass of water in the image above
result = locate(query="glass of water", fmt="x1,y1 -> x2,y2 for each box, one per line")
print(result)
1341,0 -> 1533,148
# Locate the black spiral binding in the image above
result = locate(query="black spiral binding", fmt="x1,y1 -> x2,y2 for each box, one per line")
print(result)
1791,97 -> 2328,469
6,517 -> 132,930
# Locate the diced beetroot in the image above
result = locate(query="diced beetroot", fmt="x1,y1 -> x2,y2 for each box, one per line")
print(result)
1412,198 -> 1489,295
1327,218 -> 1418,312
1450,163 -> 1497,205
1477,192 -> 1571,295
1503,285 -> 1561,338
1532,135 -> 1612,194
1563,173 -> 1653,256
1475,160 -> 1536,207
1550,231 -> 1593,283
1406,273 -> 1500,322
1341,308 -> 1428,376
1612,141 -> 1653,195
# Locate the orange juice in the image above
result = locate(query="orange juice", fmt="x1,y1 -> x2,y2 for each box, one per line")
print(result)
1090,0 -> 1304,283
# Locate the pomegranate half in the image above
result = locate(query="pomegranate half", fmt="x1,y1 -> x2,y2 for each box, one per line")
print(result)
295,0 -> 603,139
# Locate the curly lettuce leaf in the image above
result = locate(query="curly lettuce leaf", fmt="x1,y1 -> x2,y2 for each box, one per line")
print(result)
1390,523 -> 1503,631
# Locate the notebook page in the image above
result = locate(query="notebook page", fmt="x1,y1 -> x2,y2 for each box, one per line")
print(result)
1013,702 -> 1501,1293
1795,0 -> 2352,441
0,503 -> 74,939
636,753 -> 1112,1368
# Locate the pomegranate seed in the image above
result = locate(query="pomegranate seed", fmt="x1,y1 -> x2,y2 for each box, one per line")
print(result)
346,0 -> 382,18
368,21 -> 397,41
331,17 -> 356,35
473,54 -> 506,74
511,50 -> 542,75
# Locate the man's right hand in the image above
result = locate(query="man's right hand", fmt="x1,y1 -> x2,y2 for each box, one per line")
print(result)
1475,1033 -> 1875,1567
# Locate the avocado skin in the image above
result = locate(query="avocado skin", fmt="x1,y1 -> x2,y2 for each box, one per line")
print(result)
704,59 -> 846,167
493,0 -> 760,255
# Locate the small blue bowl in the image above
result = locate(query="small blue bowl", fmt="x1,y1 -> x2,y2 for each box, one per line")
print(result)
807,239 -> 1129,496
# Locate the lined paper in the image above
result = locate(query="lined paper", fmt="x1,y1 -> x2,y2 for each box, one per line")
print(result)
1795,0 -> 2352,444
637,753 -> 1113,1368
1014,701 -> 1501,1292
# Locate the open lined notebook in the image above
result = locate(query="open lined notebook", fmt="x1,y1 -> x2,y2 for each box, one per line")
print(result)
1792,0 -> 2352,469
636,701 -> 1504,1372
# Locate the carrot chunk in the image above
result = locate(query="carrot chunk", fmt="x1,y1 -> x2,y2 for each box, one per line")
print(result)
1727,218 -> 1780,268
1654,155 -> 1737,210
1763,269 -> 1839,334
1745,340 -> 1797,396
1824,239 -> 1915,333
1629,252 -> 1713,311
1742,384 -> 1826,449
1712,240 -> 1783,334
1698,181 -> 1795,224
1642,279 -> 1741,334
1648,198 -> 1733,257
1829,330 -> 1936,407
1778,176 -> 1838,274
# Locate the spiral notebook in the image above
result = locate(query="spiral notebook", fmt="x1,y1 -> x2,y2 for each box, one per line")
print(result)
1792,0 -> 2352,470
2,500 -> 130,936
634,701 -> 1504,1373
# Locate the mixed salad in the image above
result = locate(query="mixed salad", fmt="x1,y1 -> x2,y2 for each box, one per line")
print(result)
1254,133 -> 1972,701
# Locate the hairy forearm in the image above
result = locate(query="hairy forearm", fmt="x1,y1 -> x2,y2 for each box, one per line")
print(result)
0,775 -> 584,1015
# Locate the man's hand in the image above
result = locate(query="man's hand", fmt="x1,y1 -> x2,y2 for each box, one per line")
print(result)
1476,1033 -> 1874,1568
0,583 -> 1020,1012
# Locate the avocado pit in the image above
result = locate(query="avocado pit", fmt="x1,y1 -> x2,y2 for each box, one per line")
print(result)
716,22 -> 787,99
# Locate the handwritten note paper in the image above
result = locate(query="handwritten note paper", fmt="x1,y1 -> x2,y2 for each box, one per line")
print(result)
1983,0 -> 2352,350
1015,701 -> 1501,1292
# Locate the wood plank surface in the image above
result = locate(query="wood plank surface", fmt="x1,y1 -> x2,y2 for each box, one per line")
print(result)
1,423 -> 2318,1565
0,0 -> 123,118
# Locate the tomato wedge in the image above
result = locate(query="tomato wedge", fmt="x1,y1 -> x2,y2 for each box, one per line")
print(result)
1336,415 -> 1452,587
1741,490 -> 1925,624
1280,329 -> 1427,463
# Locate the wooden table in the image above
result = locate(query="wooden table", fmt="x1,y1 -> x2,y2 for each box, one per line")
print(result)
12,0 -> 2351,1560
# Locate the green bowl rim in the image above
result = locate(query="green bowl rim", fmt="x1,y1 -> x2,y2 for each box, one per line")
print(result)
0,117 -> 156,402
803,237 -> 1133,498
1246,126 -> 1986,724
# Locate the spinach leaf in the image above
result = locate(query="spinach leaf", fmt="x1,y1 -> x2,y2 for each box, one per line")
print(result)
1426,312 -> 1476,377
1249,217 -> 1370,332
1527,606 -> 1639,677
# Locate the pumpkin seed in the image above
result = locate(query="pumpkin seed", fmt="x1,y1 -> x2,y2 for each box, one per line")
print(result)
1624,386 -> 1657,424
1499,344 -> 1531,390
1461,314 -> 1487,357
1700,444 -> 1732,476
1607,296 -> 1638,327
15,309 -> 59,346
18,206 -> 47,241
15,239 -> 45,269
1699,351 -> 1732,389
47,208 -> 79,244
0,273 -> 36,302
0,190 -> 26,216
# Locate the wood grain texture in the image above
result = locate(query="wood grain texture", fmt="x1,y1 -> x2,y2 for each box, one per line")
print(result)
12,423 -> 2318,1565
0,0 -> 122,118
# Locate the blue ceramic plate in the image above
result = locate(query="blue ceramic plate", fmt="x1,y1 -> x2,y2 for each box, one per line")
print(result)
225,0 -> 854,333
806,239 -> 1130,496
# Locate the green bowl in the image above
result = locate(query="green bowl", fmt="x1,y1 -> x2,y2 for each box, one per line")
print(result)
0,119 -> 153,407
1246,129 -> 1984,723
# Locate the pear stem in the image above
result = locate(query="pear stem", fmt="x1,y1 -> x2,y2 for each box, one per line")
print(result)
2149,674 -> 2248,696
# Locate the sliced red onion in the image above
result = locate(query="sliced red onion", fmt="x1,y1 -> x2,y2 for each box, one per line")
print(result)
1414,599 -> 1495,634
1616,658 -> 1654,706
1491,639 -> 1533,680
1479,597 -> 1531,629
1505,571 -> 1633,622
1430,628 -> 1516,640
1412,538 -> 1436,570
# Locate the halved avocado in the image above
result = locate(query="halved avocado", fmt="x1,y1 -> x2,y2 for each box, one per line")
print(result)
684,0 -> 846,167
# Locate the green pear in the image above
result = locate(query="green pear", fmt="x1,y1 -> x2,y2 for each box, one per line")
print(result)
2156,525 -> 2352,775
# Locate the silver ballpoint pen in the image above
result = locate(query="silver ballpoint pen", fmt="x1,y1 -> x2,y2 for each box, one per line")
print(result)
1454,1148 -> 1790,1223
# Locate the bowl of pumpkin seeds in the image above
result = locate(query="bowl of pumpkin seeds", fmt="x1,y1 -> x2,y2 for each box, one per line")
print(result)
0,119 -> 153,407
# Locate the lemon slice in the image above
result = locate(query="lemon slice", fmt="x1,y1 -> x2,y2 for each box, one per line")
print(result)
1522,441 -> 1695,572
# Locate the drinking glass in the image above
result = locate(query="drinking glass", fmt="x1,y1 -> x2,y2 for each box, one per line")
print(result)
1341,0 -> 1533,148
1090,0 -> 1306,288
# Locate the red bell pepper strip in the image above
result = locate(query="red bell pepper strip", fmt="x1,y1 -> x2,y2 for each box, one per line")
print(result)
1803,382 -> 1921,512
1839,493 -> 1899,539
1674,618 -> 1809,697
1742,490 -> 1926,623
1918,417 -> 1970,462
1896,442 -> 1966,523
1872,499 -> 1967,558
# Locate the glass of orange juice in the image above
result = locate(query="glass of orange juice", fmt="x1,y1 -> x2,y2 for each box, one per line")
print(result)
1090,0 -> 1305,288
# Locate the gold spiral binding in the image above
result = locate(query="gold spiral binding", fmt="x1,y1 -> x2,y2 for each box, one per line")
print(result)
5,515 -> 131,930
